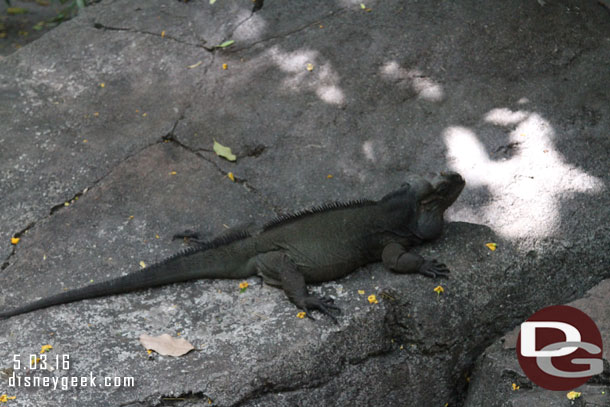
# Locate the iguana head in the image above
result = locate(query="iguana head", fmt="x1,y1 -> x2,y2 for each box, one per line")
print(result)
420,171 -> 465,211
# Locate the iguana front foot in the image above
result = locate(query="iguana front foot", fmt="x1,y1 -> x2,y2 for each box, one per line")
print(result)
418,260 -> 449,278
382,242 -> 450,278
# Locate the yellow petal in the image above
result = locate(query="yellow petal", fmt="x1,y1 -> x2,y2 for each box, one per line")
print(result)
40,344 -> 53,354
139,261 -> 147,268
228,172 -> 235,182
222,63 -> 228,70
297,312 -> 306,319
10,237 -> 20,245
566,391 -> 581,400
358,290 -> 365,295
306,63 -> 314,71
485,243 -> 497,251
187,61 -> 203,69
367,294 -> 378,304
434,285 -> 444,294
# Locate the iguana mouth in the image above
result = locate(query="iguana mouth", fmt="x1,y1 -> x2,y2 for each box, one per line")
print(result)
422,172 -> 465,211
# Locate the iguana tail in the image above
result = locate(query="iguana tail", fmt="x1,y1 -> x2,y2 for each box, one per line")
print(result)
0,232 -> 255,320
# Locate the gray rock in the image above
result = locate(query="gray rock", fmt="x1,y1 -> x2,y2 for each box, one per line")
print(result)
465,279 -> 610,407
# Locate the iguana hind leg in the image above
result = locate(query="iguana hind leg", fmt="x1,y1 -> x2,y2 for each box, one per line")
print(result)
254,251 -> 340,323
382,242 -> 449,278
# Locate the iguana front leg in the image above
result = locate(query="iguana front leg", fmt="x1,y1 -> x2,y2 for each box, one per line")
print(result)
382,242 -> 449,278
254,252 -> 340,323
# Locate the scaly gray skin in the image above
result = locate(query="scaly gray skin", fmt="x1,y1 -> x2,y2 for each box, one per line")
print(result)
0,172 -> 465,322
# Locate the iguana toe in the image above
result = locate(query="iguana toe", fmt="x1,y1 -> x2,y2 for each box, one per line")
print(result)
419,260 -> 450,278
301,296 -> 341,323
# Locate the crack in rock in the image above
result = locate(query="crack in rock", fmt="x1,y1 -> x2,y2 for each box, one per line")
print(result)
92,22 -> 215,52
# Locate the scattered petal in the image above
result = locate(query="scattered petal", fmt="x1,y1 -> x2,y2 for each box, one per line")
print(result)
327,174 -> 333,178
155,234 -> 160,239
139,334 -> 195,357
213,140 -> 237,161
218,40 -> 235,48
170,171 -> 177,175
40,344 -> 53,354
434,285 -> 444,294
306,63 -> 314,71
367,294 -> 378,304
99,83 -> 105,88
566,391 -> 581,400
358,290 -> 365,295
227,172 -> 235,182
187,61 -> 203,69
10,237 -> 20,245
297,312 -> 306,319
239,281 -> 249,290
485,243 -> 497,251
142,112 -> 148,117
83,139 -> 88,143
161,30 -> 166,38
0,395 -> 17,402
512,383 -> 520,391
222,63 -> 228,70
139,261 -> 147,269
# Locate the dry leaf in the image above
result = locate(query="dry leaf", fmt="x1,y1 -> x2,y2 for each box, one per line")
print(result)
213,140 -> 237,161
139,334 -> 195,357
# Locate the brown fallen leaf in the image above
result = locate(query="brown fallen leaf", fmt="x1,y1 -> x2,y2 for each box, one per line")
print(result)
139,334 -> 195,357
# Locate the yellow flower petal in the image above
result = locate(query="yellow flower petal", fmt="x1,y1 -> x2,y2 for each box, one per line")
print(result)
222,63 -> 228,70
566,391 -> 581,400
434,285 -> 444,294
297,312 -> 306,319
512,383 -> 520,391
306,63 -> 314,71
10,237 -> 20,245
367,294 -> 378,304
358,290 -> 365,295
485,243 -> 497,251
228,172 -> 235,182
40,344 -> 53,354
139,261 -> 147,269
239,281 -> 249,290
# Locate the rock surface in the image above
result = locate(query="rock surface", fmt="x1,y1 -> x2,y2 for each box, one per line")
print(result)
0,0 -> 608,405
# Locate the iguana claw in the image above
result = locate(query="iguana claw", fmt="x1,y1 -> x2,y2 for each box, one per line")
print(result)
419,260 -> 450,278
301,296 -> 341,324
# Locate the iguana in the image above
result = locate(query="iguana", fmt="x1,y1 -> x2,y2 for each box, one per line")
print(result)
0,172 -> 465,322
